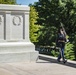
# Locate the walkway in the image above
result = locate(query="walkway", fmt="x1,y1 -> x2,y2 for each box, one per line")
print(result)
0,54 -> 76,75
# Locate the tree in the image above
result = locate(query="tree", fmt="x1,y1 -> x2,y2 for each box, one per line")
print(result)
34,0 -> 62,45
34,0 -> 76,44
33,0 -> 76,60
0,0 -> 16,4
30,5 -> 40,44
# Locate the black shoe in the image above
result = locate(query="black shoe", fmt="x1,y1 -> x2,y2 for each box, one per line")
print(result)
63,59 -> 67,63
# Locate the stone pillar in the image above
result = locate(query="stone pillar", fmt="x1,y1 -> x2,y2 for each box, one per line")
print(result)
24,12 -> 30,42
5,11 -> 11,40
0,4 -> 38,63
0,12 -> 5,41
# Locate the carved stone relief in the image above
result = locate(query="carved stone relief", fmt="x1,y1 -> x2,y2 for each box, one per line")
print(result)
11,14 -> 23,40
13,16 -> 21,26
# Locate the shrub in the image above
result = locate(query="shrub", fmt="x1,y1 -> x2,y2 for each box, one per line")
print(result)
65,42 -> 75,60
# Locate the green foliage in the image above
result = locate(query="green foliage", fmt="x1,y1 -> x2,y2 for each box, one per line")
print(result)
0,0 -> 16,4
30,6 -> 41,43
34,0 -> 76,45
37,26 -> 57,45
65,42 -> 75,60
73,34 -> 76,60
51,50 -> 59,57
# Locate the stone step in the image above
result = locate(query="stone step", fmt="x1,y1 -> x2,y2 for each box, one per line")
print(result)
0,42 -> 38,63
0,42 -> 35,52
0,51 -> 38,63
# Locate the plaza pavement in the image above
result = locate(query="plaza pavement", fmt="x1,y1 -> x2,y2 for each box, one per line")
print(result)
0,54 -> 76,75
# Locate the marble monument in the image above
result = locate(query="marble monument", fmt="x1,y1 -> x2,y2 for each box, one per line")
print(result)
0,4 -> 38,62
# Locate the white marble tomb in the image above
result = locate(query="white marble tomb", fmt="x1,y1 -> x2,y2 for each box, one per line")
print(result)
0,4 -> 38,62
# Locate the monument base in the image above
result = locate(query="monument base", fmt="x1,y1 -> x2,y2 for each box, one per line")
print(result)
0,42 -> 38,63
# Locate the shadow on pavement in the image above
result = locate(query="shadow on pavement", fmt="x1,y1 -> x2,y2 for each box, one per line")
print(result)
38,55 -> 76,68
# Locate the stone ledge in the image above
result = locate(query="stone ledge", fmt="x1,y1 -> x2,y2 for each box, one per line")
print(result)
0,42 -> 35,52
0,42 -> 34,47
0,4 -> 30,11
0,51 -> 38,63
